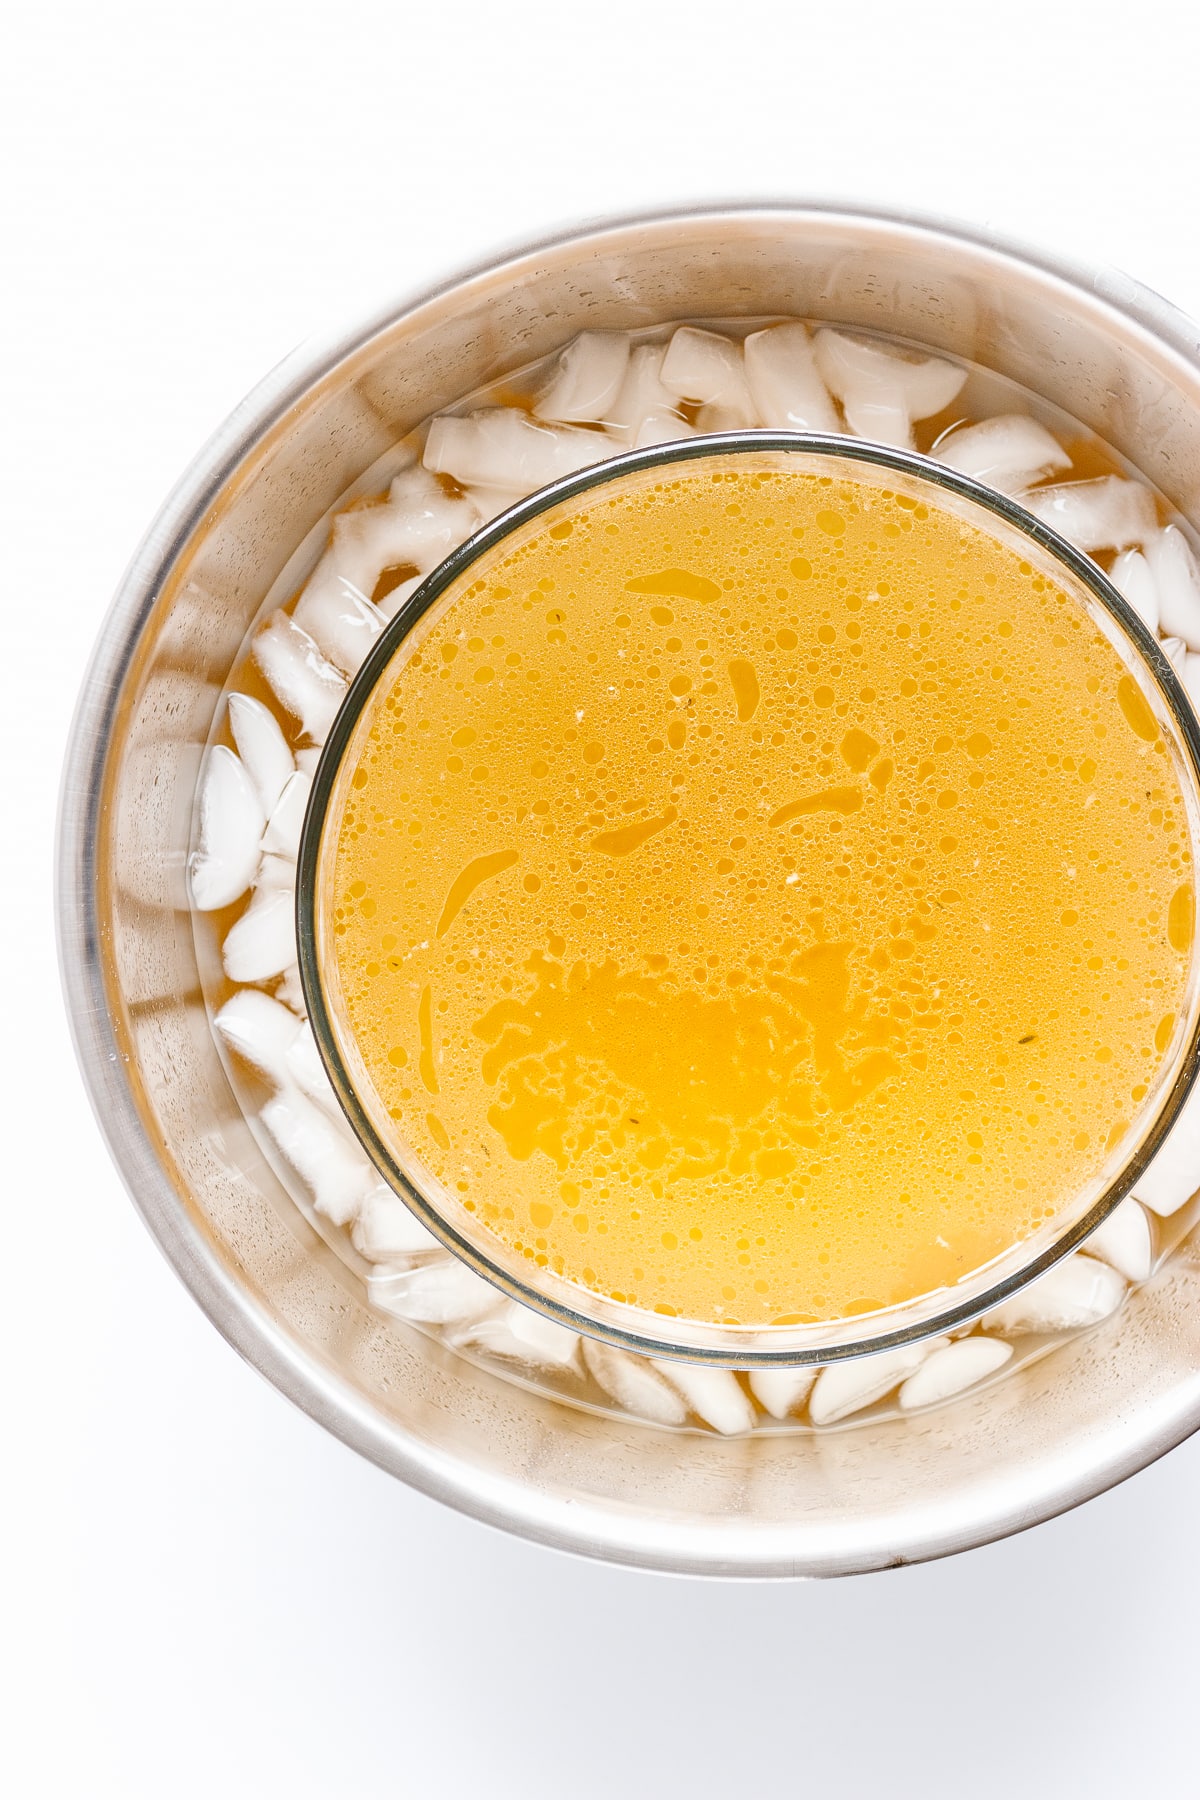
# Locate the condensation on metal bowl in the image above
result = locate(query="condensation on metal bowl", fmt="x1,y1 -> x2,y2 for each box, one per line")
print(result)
57,203 -> 1200,1577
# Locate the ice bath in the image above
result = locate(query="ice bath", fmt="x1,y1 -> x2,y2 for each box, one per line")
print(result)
189,315 -> 1200,1431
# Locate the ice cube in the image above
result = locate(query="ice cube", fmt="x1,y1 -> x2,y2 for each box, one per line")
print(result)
385,463 -> 483,562
292,579 -> 385,678
743,322 -> 841,435
1145,525 -> 1200,649
934,415 -> 1070,497
462,488 -> 534,525
284,1020 -> 343,1123
227,691 -> 295,814
659,327 -> 758,429
452,1301 -> 583,1371
188,745 -> 265,912
981,1253 -> 1126,1334
1108,549 -> 1160,633
808,1339 -> 947,1425
273,964 -> 308,1017
813,330 -> 965,449
259,769 -> 312,862
1018,476 -> 1157,553
254,852 -> 297,893
534,331 -> 631,425
294,747 -> 322,778
581,1338 -> 689,1425
252,611 -> 348,745
747,1365 -> 819,1420
1134,1074 -> 1200,1215
1182,650 -> 1200,713
692,403 -> 744,434
607,344 -> 694,448
1159,634 -> 1188,673
424,408 -> 612,491
1085,1196 -> 1154,1283
213,988 -> 302,1087
351,1182 -> 442,1261
296,473 -> 480,662
648,1360 -> 756,1434
368,1258 -> 503,1326
631,413 -> 696,451
261,1090 -> 374,1226
222,888 -> 297,984
897,1336 -> 1013,1411
373,573 -> 424,620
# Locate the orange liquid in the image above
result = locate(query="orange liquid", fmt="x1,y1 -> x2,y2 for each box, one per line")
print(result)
322,456 -> 1193,1326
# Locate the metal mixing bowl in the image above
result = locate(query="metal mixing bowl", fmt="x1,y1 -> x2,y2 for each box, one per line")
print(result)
58,203 -> 1200,1577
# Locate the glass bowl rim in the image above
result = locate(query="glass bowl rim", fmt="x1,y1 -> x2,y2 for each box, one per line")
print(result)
296,429 -> 1200,1367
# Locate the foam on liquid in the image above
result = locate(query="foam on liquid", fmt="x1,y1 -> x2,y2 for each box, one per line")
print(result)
324,458 -> 1193,1327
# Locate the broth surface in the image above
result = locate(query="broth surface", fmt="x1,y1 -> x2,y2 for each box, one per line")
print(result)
324,459 -> 1192,1326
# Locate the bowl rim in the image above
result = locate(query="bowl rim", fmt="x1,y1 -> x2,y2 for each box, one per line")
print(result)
56,199 -> 1200,1576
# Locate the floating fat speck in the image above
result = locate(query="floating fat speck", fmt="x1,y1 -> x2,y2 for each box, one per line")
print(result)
261,1090 -> 375,1227
650,1359 -> 757,1434
897,1336 -> 1013,1410
213,988 -> 302,1087
189,745 -> 265,911
260,769 -> 312,861
1134,1074 -> 1200,1215
351,1181 -> 443,1261
367,1258 -> 503,1326
659,327 -> 758,429
1018,476 -> 1157,553
222,888 -> 297,984
981,1253 -> 1126,1334
581,1337 -> 689,1425
534,330 -> 632,425
747,1364 -> 820,1419
1145,525 -> 1200,649
813,329 -> 965,449
424,408 -> 612,491
227,691 -> 295,814
809,1339 -> 947,1425
1086,1196 -> 1154,1283
1109,548 -> 1161,633
252,610 -> 347,744
743,322 -> 841,435
607,344 -> 694,449
452,1301 -> 583,1371
935,414 -> 1070,496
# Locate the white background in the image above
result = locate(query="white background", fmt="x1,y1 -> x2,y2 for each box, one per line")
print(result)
5,2 -> 1200,1793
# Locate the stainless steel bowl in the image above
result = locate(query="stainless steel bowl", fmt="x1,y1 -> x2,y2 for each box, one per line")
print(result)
58,203 -> 1200,1577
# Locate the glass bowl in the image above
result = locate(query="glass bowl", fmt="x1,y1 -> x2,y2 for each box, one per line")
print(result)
297,432 -> 1200,1366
